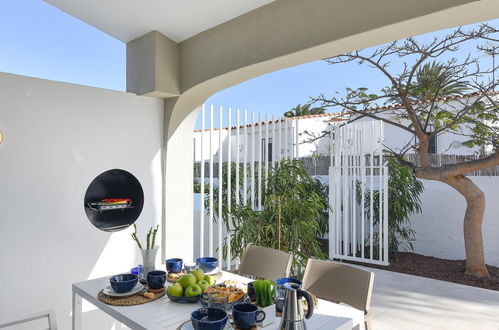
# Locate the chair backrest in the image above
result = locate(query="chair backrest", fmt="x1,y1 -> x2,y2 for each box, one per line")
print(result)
0,311 -> 57,330
237,245 -> 293,280
302,259 -> 374,314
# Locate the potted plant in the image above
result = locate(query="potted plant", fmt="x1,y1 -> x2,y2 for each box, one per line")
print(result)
253,279 -> 276,327
131,224 -> 159,275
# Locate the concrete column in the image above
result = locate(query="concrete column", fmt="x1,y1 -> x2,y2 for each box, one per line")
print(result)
126,31 -> 180,98
161,97 -> 204,262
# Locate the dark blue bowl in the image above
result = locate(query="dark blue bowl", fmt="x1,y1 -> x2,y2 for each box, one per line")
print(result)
196,257 -> 218,273
147,270 -> 167,290
167,290 -> 200,303
109,274 -> 138,293
191,307 -> 228,330
276,277 -> 302,287
166,258 -> 183,273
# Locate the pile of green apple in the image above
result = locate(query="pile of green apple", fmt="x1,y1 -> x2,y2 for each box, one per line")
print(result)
167,269 -> 216,298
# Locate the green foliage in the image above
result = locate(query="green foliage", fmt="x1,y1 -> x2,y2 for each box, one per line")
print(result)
222,160 -> 329,276
284,104 -> 326,118
363,158 -> 424,259
314,25 -> 498,156
253,279 -> 276,307
131,223 -> 159,250
303,178 -> 329,236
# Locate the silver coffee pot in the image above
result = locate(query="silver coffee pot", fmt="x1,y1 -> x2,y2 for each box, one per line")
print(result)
279,282 -> 314,330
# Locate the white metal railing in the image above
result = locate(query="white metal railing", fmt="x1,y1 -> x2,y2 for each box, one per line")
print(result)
329,120 -> 389,266
194,105 -> 295,269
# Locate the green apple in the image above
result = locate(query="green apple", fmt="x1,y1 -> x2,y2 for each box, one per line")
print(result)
190,269 -> 205,282
185,284 -> 202,297
204,275 -> 215,286
167,283 -> 184,297
177,274 -> 197,289
197,279 -> 210,292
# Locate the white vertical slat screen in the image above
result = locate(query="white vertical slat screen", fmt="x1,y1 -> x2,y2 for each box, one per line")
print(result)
329,120 -> 389,266
243,110 -> 248,206
265,114 -> 269,189
258,114 -> 263,210
195,104 -> 318,269
226,108 -> 232,270
218,107 -> 223,265
272,116 -> 277,168
199,105 -> 205,257
195,104 -> 390,268
208,105 -> 214,257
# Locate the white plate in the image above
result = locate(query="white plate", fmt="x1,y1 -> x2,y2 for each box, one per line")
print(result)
177,319 -> 232,330
103,283 -> 144,297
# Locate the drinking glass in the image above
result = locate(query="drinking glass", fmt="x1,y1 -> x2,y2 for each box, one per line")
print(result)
207,291 -> 228,310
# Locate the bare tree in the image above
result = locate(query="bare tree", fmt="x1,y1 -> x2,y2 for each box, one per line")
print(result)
311,24 -> 498,277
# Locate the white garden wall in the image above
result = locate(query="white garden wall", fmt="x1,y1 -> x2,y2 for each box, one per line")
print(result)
0,73 -> 164,329
410,177 -> 499,267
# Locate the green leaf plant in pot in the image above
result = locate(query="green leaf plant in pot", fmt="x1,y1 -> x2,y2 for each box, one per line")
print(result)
131,223 -> 160,275
253,279 -> 276,327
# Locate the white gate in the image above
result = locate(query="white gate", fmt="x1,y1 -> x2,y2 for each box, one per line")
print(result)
328,121 -> 389,265
193,105 -> 296,269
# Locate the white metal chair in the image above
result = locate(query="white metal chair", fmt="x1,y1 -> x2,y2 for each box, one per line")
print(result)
232,245 -> 293,280
0,311 -> 58,330
302,259 -> 374,330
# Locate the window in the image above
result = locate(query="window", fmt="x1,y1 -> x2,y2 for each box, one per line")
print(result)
262,138 -> 273,162
428,134 -> 438,154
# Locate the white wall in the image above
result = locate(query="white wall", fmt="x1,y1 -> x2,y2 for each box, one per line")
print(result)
410,177 -> 499,267
0,73 -> 164,329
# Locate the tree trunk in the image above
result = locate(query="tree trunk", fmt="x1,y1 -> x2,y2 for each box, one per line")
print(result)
442,175 -> 489,278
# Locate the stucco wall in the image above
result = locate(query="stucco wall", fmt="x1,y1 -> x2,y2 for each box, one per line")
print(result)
410,177 -> 499,266
0,73 -> 164,329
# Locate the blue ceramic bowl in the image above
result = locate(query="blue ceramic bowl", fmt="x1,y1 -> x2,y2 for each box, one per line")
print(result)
196,257 -> 218,273
147,270 -> 167,290
165,258 -> 183,273
109,274 -> 138,293
276,277 -> 302,287
191,307 -> 228,330
167,290 -> 200,303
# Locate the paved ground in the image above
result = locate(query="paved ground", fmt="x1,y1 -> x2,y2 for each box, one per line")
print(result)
360,266 -> 499,330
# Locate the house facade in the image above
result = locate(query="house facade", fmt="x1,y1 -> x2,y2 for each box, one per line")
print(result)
194,92 -> 495,165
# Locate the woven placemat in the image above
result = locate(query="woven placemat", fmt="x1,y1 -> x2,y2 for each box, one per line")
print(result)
98,288 -> 165,306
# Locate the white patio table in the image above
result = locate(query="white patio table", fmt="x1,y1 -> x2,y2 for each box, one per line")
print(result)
72,271 -> 363,330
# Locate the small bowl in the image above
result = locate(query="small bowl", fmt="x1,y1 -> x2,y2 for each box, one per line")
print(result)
166,258 -> 183,273
196,257 -> 218,273
191,307 -> 228,330
147,270 -> 167,290
109,274 -> 138,293
276,277 -> 302,287
184,262 -> 198,272
166,290 -> 201,303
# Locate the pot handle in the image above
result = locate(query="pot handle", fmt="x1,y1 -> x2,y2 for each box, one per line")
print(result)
297,288 -> 314,319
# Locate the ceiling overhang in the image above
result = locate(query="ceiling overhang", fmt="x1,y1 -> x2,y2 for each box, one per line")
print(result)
43,0 -> 276,43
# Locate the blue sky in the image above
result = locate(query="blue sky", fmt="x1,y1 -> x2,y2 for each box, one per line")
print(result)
0,1 -> 496,119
